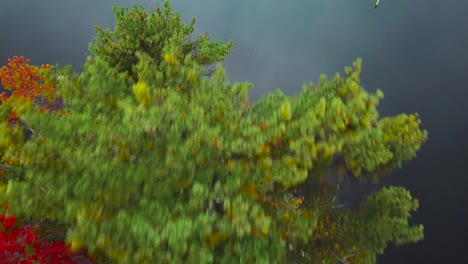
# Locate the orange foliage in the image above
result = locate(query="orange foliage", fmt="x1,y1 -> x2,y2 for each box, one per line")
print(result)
273,136 -> 282,148
0,56 -> 58,109
204,232 -> 227,247
259,122 -> 269,132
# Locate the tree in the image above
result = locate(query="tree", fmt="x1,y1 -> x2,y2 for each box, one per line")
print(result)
0,56 -> 61,175
0,55 -> 67,211
0,57 -> 95,262
2,1 -> 427,263
88,1 -> 232,83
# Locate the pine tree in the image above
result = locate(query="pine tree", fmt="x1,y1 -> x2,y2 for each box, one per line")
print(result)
2,1 -> 427,263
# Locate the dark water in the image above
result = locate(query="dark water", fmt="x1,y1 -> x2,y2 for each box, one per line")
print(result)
1,0 -> 468,262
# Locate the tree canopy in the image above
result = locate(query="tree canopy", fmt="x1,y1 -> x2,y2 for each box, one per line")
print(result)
0,1 -> 427,263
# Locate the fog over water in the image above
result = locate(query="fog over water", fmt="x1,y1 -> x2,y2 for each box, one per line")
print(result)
1,1 -> 468,262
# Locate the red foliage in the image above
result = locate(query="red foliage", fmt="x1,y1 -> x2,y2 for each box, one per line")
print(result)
0,209 -> 95,264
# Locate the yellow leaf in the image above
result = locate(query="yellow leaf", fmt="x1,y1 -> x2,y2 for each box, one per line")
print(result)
70,238 -> 84,251
163,53 -> 176,66
279,101 -> 292,122
132,81 -> 151,108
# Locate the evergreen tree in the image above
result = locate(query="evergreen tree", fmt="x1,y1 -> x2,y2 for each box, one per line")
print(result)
1,1 -> 427,263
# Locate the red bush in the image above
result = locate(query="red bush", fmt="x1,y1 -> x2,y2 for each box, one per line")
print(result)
0,210 -> 95,264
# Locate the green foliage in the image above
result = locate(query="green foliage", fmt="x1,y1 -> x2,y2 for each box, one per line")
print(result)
89,1 -> 232,83
298,186 -> 423,264
2,1 -> 427,263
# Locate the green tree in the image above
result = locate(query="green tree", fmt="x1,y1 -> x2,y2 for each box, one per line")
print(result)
2,1 -> 427,263
89,1 -> 231,83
